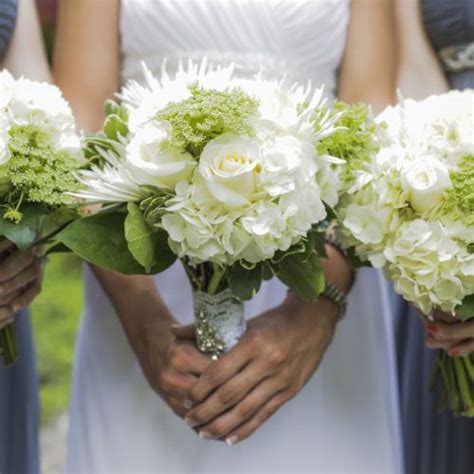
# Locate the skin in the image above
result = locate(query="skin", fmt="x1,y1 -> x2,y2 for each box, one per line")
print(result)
0,0 -> 49,329
54,0 -> 396,445
395,0 -> 474,356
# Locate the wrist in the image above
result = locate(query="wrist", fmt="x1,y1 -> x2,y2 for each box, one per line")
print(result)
284,292 -> 340,327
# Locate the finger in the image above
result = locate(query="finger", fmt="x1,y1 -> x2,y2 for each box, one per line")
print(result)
171,324 -> 196,340
0,306 -> 14,327
0,259 -> 42,296
9,280 -> 42,313
188,342 -> 253,405
0,240 -> 14,254
427,320 -> 474,341
224,390 -> 292,445
185,360 -> 271,427
433,310 -> 458,324
446,339 -> 474,357
169,342 -> 212,376
0,250 -> 36,283
0,288 -> 22,307
167,396 -> 189,418
196,376 -> 286,440
425,333 -> 454,350
158,370 -> 198,398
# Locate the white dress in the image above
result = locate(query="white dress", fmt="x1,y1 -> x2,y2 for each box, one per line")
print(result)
67,1 -> 404,473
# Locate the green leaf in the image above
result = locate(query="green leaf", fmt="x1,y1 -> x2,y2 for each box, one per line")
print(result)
456,295 -> 474,322
125,203 -> 156,273
40,207 -> 78,241
149,229 -> 177,273
228,262 -> 263,301
310,231 -> 327,257
0,203 -> 47,251
275,251 -> 325,302
55,211 -> 145,274
103,114 -> 129,141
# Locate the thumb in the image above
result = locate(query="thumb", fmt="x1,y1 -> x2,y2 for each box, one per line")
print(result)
171,323 -> 196,340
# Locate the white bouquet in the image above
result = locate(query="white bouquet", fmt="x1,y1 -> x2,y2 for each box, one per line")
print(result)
337,90 -> 474,416
58,61 -> 348,358
0,70 -> 81,364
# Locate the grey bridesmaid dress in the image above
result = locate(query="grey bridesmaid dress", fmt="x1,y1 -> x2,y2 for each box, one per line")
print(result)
395,1 -> 474,473
0,1 -> 40,473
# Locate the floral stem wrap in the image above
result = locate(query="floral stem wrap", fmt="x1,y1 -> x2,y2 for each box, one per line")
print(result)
193,289 -> 246,359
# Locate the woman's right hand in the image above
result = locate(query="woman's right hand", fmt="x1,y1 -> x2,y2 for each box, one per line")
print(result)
130,314 -> 212,418
0,240 -> 44,329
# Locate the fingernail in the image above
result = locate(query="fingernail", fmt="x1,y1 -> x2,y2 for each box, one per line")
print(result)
226,436 -> 239,446
11,305 -> 20,313
199,431 -> 213,440
449,349 -> 460,357
185,416 -> 197,427
183,398 -> 193,410
171,324 -> 181,329
426,324 -> 438,334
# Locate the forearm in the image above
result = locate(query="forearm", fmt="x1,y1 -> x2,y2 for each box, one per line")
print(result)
90,265 -> 175,342
395,0 -> 448,98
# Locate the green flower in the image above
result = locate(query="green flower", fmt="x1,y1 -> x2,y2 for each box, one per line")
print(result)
441,154 -> 474,227
315,101 -> 379,186
5,125 -> 80,213
157,84 -> 258,157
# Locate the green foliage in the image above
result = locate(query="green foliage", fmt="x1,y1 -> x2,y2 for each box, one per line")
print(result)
275,250 -> 325,302
158,84 -> 258,156
125,203 -> 156,272
271,231 -> 326,302
6,125 -> 79,214
316,101 -> 379,186
442,154 -> 474,227
228,262 -> 263,300
57,209 -> 176,275
31,254 -> 83,424
457,295 -> 474,322
125,203 -> 176,273
0,203 -> 46,251
56,211 -> 145,274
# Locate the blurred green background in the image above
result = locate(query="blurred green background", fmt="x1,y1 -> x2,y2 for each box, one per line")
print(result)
31,255 -> 82,424
33,0 -> 84,425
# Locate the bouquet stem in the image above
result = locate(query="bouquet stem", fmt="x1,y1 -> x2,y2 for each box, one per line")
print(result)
436,350 -> 474,417
0,323 -> 18,366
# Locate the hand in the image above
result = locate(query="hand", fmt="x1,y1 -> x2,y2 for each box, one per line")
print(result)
121,307 -> 212,418
173,293 -> 339,444
423,310 -> 474,357
0,241 -> 44,329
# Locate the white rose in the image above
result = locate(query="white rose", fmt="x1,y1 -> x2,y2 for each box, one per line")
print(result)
400,157 -> 451,214
199,133 -> 262,208
126,121 -> 195,190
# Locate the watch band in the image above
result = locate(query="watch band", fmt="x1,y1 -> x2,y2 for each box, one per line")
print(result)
322,281 -> 347,320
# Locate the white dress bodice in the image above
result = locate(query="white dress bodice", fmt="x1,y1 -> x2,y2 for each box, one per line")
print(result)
120,0 -> 349,94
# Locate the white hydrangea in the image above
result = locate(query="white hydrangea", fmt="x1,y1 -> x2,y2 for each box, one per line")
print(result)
339,90 -> 474,314
0,69 -> 81,159
78,61 -> 342,265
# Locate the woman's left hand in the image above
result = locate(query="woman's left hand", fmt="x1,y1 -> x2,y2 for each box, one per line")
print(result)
172,293 -> 339,445
0,241 -> 44,328
424,311 -> 474,357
